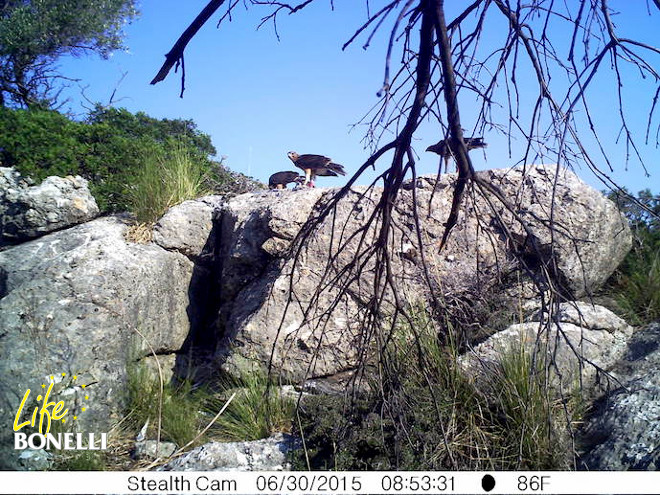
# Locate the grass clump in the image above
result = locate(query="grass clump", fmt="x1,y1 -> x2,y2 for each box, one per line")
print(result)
54,451 -> 107,471
293,305 -> 578,470
125,363 -> 208,448
207,368 -> 295,442
488,342 -> 576,469
123,361 -> 294,459
611,249 -> 660,325
127,145 -> 210,224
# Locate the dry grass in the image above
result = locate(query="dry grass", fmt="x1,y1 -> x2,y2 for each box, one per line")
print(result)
124,223 -> 154,244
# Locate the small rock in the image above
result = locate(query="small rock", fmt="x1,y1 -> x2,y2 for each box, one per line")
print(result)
18,449 -> 53,471
153,196 -> 222,260
158,433 -> 298,471
459,302 -> 633,394
134,440 -> 178,460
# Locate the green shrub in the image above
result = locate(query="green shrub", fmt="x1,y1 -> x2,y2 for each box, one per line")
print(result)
0,107 -> 85,177
0,105 -> 259,214
605,189 -> 660,324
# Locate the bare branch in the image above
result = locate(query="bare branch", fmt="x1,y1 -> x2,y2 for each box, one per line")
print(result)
151,0 -> 228,86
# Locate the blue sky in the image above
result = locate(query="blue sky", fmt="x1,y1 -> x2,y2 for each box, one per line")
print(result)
58,1 -> 659,193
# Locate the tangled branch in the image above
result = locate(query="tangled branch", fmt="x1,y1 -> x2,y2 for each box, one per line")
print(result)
152,0 -> 658,468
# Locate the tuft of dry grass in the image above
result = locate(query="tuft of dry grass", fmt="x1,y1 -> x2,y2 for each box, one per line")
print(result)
124,223 -> 154,244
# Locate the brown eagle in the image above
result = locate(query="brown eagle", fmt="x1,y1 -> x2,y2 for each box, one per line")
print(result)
268,171 -> 305,190
287,151 -> 346,188
426,136 -> 487,172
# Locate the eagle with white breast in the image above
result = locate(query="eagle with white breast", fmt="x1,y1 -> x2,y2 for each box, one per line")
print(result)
287,151 -> 346,188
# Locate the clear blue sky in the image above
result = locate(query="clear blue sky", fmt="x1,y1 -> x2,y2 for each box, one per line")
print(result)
58,1 -> 659,193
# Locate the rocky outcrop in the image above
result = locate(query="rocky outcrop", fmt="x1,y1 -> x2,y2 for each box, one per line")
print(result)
459,302 -> 633,393
215,165 -> 631,382
0,167 -> 99,246
0,165 -> 633,469
159,434 -> 297,471
0,216 -> 196,469
578,322 -> 660,470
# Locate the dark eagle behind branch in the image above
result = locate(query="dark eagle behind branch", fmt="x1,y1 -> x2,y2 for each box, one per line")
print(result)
287,151 -> 346,187
426,136 -> 487,172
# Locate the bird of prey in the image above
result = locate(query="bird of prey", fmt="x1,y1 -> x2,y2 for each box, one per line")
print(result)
426,136 -> 487,173
268,171 -> 305,190
287,151 -> 346,187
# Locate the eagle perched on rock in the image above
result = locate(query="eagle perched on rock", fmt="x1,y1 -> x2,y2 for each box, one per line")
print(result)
268,171 -> 305,190
426,136 -> 487,172
287,151 -> 346,188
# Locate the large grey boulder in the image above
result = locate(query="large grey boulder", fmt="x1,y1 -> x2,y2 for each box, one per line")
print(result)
578,323 -> 660,470
0,216 -> 195,469
215,165 -> 631,382
459,302 -> 634,394
0,167 -> 99,245
159,433 -> 297,471
153,196 -> 223,261
474,165 -> 630,297
0,164 -> 633,468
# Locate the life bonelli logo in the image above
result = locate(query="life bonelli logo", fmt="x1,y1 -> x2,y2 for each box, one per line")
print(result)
13,372 -> 107,451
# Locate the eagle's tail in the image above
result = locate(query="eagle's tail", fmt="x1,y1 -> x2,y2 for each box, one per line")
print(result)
328,162 -> 346,176
465,137 -> 487,149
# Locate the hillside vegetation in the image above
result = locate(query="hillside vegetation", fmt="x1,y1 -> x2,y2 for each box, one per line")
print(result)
606,189 -> 660,325
0,106 -> 261,217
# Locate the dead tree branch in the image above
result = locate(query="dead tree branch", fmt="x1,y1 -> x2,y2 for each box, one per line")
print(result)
151,0 -> 228,89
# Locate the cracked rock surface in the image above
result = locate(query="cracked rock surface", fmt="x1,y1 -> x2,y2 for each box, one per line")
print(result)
578,323 -> 660,470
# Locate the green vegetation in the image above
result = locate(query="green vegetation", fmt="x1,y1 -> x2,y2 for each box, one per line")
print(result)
54,450 -> 107,471
0,0 -> 138,108
606,189 -> 660,324
207,368 -> 295,442
122,361 -> 294,458
489,342 -> 577,469
127,144 -> 210,223
0,106 -> 260,215
613,251 -> 660,325
293,308 -> 578,470
125,364 -> 207,448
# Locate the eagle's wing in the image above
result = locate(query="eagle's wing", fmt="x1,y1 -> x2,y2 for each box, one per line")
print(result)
326,162 -> 346,176
295,154 -> 333,170
312,163 -> 345,176
312,168 -> 339,177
